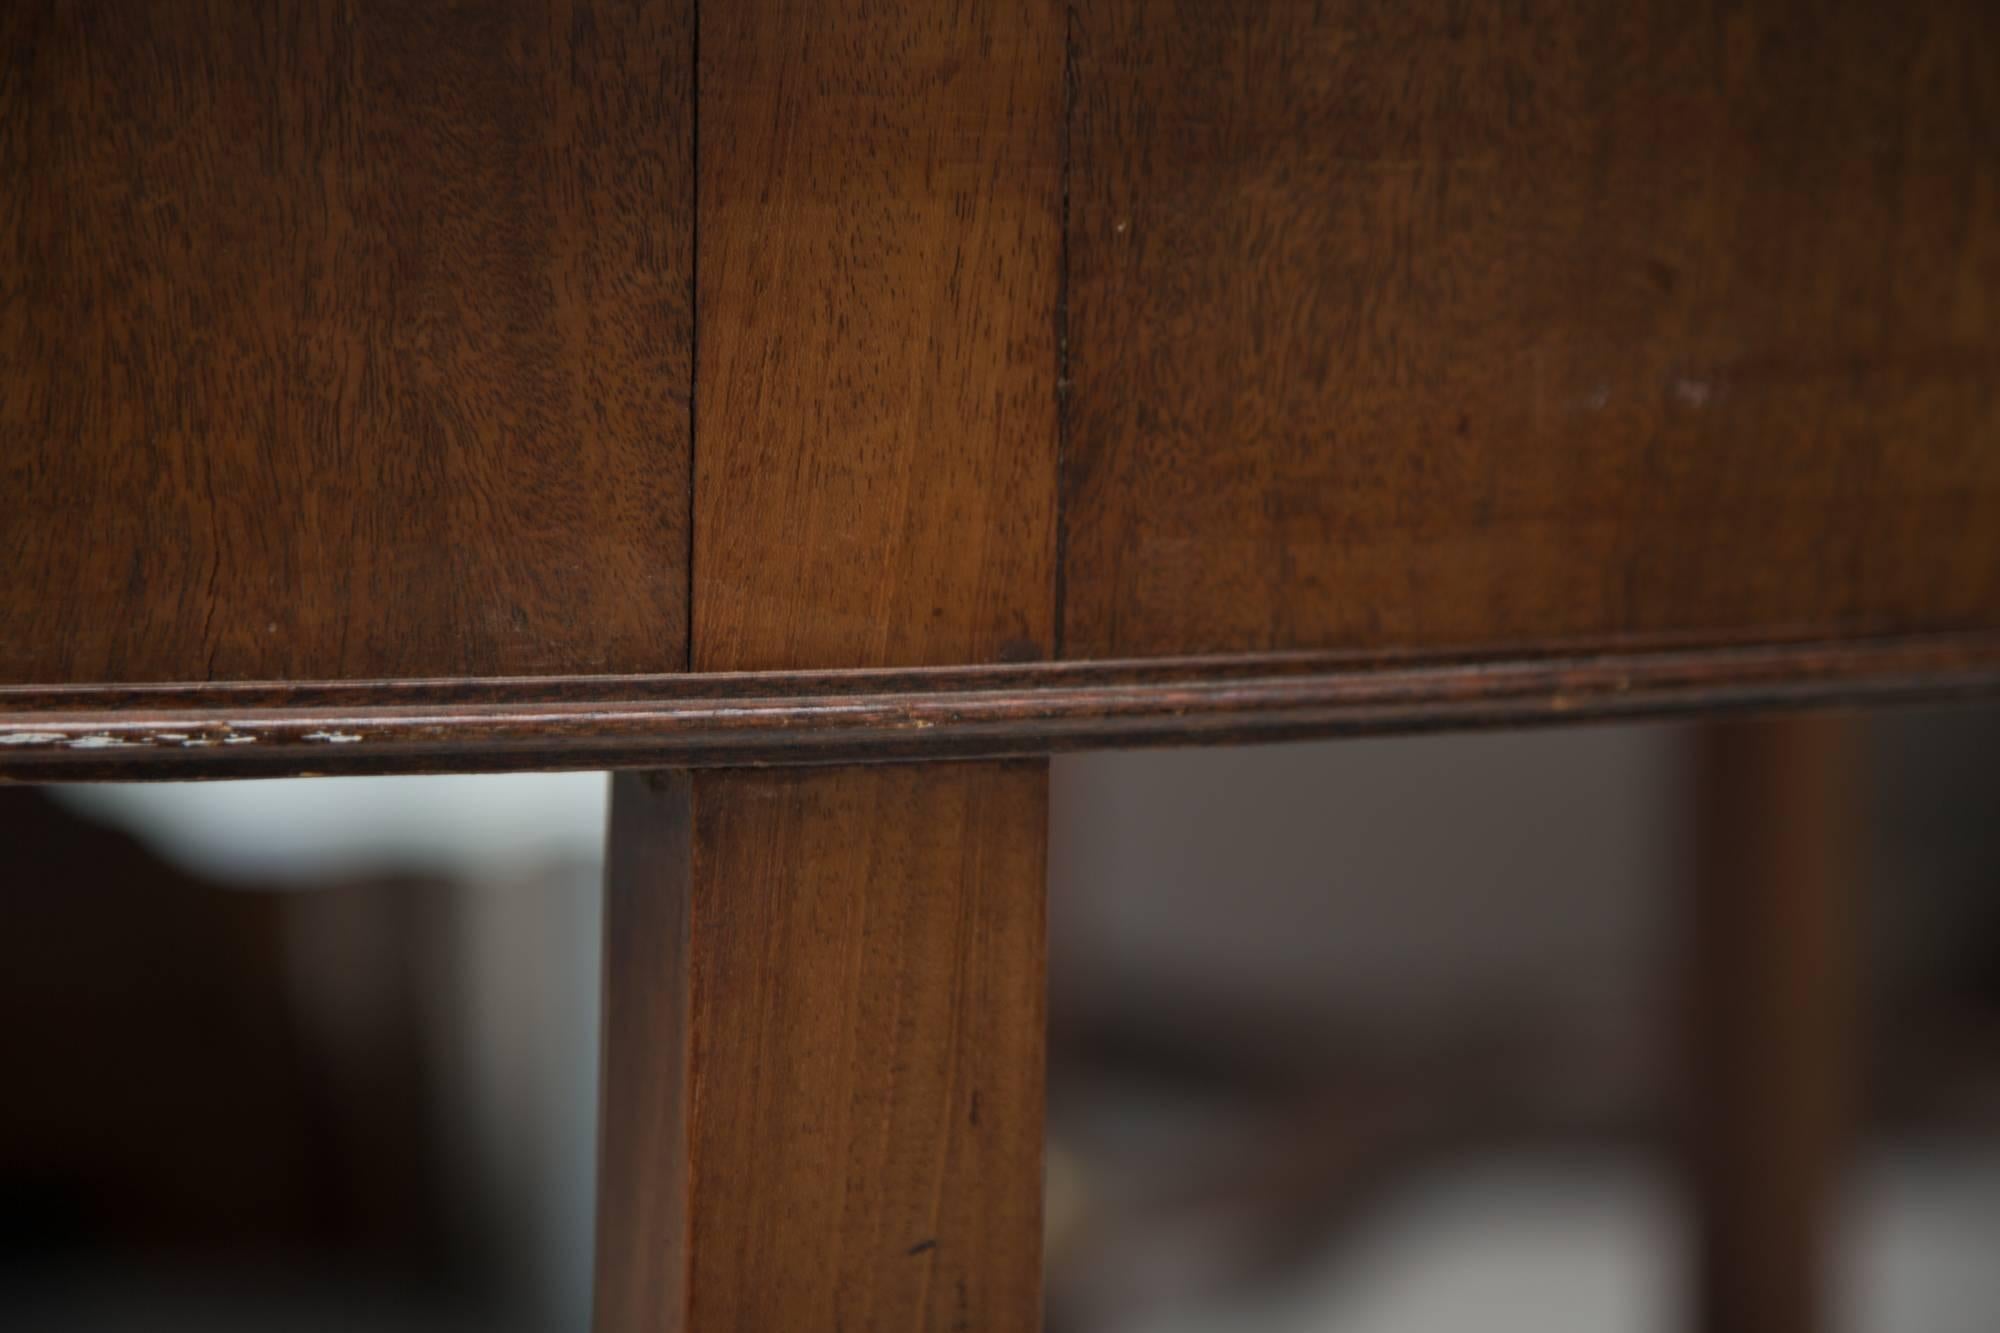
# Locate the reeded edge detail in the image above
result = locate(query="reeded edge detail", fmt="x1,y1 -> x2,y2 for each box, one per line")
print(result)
4,632 -> 1998,781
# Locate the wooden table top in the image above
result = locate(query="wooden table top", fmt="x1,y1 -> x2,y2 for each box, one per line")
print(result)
4,0 -> 1997,779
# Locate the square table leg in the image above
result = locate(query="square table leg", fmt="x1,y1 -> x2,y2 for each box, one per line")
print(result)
594,763 -> 1047,1331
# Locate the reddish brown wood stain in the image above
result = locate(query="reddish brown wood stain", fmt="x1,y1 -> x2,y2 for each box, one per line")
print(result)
2,8 -> 1998,1333
1063,0 -> 2000,658
595,765 -> 1046,1333
1688,717 -> 1858,1333
0,0 -> 693,683
595,772 -> 694,1333
693,0 -> 1064,671
594,8 -> 1061,1329
4,633 -> 1998,781
683,765 -> 1046,1331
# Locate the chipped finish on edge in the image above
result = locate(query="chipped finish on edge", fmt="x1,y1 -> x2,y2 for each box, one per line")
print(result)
2,632 -> 1998,781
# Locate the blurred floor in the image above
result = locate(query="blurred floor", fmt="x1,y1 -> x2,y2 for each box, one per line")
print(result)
1083,1145 -> 2000,1333
6,775 -> 605,1333
4,704 -> 1996,1331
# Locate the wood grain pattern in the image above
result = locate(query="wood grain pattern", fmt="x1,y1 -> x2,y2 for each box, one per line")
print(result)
693,0 -> 1064,671
1687,717 -> 1857,1333
1064,0 -> 2000,659
6,632 -> 1999,781
0,0 -> 692,684
595,764 -> 1046,1332
617,17 -> 1061,1317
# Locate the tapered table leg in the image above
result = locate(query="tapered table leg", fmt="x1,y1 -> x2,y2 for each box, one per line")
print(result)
1687,716 -> 1857,1333
594,762 -> 1047,1332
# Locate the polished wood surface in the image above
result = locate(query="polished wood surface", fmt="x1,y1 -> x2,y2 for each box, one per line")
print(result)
4,7 -> 1993,1329
595,764 -> 1047,1332
1063,0 -> 2000,659
6,0 -> 1998,706
7,632 -> 2000,781
602,15 -> 1058,1322
693,0 -> 1063,672
0,0 -> 693,684
1687,717 -> 1858,1333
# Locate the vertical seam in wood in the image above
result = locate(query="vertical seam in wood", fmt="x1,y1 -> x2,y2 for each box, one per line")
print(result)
1053,2 -> 1077,661
685,0 -> 701,676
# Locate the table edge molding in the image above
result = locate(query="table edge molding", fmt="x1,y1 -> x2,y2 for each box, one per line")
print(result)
4,632 -> 1997,781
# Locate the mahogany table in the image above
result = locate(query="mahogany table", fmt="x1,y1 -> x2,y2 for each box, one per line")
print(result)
4,2 -> 1997,1330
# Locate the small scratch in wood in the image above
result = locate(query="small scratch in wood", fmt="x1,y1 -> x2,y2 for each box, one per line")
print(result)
67,735 -> 140,750
302,730 -> 363,744
0,732 -> 71,746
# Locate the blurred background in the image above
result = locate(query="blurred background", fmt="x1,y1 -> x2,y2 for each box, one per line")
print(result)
2,706 -> 1997,1331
